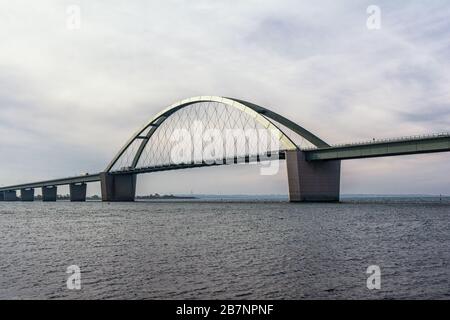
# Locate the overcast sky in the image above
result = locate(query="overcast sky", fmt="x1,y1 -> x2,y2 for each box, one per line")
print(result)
0,0 -> 449,196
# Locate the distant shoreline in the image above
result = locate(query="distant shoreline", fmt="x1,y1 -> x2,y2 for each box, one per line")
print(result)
6,194 -> 449,202
136,195 -> 197,200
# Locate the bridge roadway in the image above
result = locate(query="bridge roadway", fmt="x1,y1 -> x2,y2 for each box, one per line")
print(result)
304,133 -> 450,161
0,173 -> 101,193
1,133 -> 449,200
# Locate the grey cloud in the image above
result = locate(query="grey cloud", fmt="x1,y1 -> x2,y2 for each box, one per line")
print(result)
398,107 -> 450,126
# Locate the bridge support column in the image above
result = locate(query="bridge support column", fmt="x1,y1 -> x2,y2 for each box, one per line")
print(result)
4,190 -> 19,201
0,191 -> 4,201
286,150 -> 341,202
70,183 -> 87,202
21,188 -> 35,201
100,173 -> 136,202
42,186 -> 57,202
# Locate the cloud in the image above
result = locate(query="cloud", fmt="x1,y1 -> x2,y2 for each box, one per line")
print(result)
0,0 -> 449,194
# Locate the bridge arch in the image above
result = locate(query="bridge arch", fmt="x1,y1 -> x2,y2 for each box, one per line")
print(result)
105,96 -> 329,173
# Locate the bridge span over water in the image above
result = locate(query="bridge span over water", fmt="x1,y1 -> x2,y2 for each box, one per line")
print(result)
1,96 -> 449,202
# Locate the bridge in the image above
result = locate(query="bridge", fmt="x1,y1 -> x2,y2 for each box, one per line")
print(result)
1,96 -> 449,202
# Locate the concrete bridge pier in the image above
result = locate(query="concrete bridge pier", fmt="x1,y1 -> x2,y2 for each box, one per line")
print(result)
4,190 -> 19,201
21,188 -> 35,201
286,150 -> 341,202
100,172 -> 136,202
42,186 -> 57,202
70,183 -> 87,202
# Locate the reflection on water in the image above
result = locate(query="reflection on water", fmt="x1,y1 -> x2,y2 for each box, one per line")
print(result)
0,199 -> 449,299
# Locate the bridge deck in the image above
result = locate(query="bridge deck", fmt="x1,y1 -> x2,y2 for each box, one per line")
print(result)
0,174 -> 101,192
0,153 -> 285,192
1,134 -> 449,193
304,133 -> 450,161
109,152 -> 286,175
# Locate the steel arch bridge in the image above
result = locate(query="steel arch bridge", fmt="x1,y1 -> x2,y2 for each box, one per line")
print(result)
1,96 -> 449,202
98,95 -> 336,202
106,96 -> 328,173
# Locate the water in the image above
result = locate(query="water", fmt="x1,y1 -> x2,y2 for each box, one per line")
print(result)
0,199 -> 449,300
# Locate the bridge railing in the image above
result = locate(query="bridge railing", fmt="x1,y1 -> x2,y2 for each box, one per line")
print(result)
301,132 -> 450,151
110,151 -> 287,174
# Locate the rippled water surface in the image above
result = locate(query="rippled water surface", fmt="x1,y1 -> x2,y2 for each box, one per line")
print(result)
0,200 -> 449,299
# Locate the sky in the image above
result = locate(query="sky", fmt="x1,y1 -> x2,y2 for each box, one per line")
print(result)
0,0 -> 449,196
